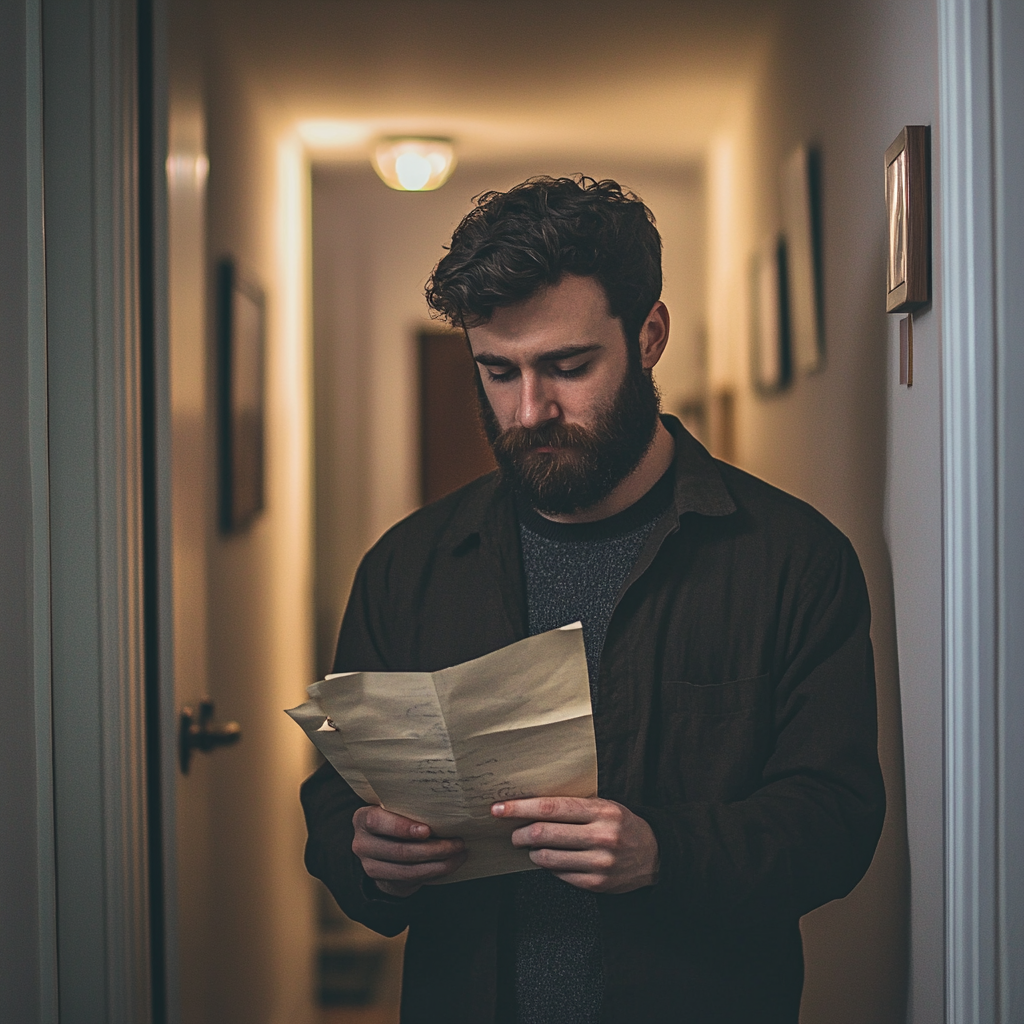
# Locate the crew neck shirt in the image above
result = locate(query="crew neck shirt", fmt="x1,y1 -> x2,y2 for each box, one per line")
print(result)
509,467 -> 674,1024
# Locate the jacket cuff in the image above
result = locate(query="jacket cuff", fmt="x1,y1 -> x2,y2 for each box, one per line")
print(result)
630,804 -> 688,910
307,837 -> 416,936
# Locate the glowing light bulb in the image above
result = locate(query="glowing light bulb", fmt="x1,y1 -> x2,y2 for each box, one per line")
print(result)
372,138 -> 456,192
394,151 -> 433,190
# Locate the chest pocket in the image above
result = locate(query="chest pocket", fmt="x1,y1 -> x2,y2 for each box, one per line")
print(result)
655,673 -> 772,803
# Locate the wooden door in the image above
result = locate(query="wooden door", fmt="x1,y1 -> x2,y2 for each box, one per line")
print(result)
419,331 -> 497,504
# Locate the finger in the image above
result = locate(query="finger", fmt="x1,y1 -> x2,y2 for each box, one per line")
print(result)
527,847 -> 614,872
491,796 -> 600,824
353,833 -> 465,864
357,805 -> 433,839
549,871 -> 609,893
510,822 -> 593,850
362,850 -> 468,884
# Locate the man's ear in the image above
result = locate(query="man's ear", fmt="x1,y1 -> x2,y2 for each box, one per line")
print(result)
638,301 -> 670,370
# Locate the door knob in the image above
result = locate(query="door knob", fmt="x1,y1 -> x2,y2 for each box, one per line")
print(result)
179,698 -> 242,774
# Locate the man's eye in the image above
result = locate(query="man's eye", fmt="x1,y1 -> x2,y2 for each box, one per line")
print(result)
553,363 -> 589,379
485,368 -> 516,383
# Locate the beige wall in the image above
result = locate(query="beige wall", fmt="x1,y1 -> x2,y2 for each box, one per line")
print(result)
169,6 -> 317,1021
311,160 -> 706,676
716,1 -> 942,1021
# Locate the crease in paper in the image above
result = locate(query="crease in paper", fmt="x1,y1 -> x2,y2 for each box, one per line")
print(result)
285,622 -> 597,883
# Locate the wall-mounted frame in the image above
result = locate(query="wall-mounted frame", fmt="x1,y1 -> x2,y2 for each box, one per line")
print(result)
750,235 -> 791,395
885,125 -> 931,313
217,259 -> 266,532
782,145 -> 824,374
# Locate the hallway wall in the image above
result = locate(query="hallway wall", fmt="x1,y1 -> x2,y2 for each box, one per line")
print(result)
202,65 -> 317,1024
726,2 -> 941,1021
168,7 -> 318,1020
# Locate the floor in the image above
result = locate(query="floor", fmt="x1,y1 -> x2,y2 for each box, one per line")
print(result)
321,1006 -> 399,1024
317,908 -> 404,1024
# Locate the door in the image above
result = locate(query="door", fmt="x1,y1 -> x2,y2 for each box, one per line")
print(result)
419,330 -> 497,504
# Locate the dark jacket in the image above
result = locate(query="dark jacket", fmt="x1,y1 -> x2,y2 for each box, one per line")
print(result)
300,417 -> 885,1024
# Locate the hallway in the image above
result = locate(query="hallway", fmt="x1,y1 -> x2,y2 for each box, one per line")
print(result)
6,0 -> 1021,1022
167,2 -> 929,1021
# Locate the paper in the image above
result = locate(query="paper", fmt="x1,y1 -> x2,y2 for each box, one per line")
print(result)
286,623 -> 597,883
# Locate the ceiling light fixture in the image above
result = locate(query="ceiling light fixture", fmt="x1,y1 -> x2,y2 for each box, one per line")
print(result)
372,137 -> 456,192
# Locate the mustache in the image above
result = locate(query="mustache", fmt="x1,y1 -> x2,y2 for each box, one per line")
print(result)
492,421 -> 602,457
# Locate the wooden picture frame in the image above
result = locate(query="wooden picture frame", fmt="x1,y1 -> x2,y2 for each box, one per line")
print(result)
885,125 -> 930,313
781,145 -> 824,374
217,259 -> 266,532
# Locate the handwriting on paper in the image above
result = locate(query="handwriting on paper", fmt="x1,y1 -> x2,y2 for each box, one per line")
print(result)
286,623 -> 596,883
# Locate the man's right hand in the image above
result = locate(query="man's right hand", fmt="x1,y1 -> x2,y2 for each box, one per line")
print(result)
352,805 -> 467,898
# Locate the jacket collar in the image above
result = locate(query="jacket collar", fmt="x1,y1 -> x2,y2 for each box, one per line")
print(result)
445,413 -> 736,552
662,414 -> 737,519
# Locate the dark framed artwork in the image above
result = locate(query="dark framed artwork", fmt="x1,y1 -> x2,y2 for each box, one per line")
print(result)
885,125 -> 931,313
781,145 -> 824,374
217,259 -> 266,532
750,235 -> 791,395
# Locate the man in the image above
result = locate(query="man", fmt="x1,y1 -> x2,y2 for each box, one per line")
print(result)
301,176 -> 885,1024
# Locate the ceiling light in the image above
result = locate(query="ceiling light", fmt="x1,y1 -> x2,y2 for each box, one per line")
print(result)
372,137 -> 456,192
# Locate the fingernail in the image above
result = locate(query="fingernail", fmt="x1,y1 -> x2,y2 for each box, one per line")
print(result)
412,824 -> 429,837
491,803 -> 505,816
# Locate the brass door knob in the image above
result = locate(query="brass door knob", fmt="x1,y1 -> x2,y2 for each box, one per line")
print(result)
179,698 -> 242,774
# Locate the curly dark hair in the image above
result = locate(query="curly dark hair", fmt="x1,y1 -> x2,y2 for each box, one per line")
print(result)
425,175 -> 662,345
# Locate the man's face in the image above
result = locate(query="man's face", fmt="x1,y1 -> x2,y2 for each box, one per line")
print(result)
466,274 -> 660,515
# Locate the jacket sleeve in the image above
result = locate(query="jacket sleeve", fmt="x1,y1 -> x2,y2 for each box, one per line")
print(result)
632,539 -> 886,933
299,555 -> 425,937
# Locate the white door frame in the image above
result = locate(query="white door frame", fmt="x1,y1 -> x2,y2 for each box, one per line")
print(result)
939,0 -> 1023,1021
0,0 -> 56,1020
35,0 -> 164,1019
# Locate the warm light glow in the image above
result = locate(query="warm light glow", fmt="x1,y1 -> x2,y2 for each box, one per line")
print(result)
165,152 -> 209,187
296,119 -> 371,150
372,138 -> 456,191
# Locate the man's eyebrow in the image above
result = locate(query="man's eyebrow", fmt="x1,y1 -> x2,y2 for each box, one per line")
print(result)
473,344 -> 600,366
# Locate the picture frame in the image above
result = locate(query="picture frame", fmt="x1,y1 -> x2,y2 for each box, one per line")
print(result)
781,145 -> 824,374
217,258 -> 266,532
885,125 -> 930,313
750,235 -> 791,395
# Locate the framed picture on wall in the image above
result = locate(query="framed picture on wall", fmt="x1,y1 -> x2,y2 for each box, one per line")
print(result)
217,258 -> 266,532
781,145 -> 824,374
750,235 -> 791,395
885,125 -> 930,313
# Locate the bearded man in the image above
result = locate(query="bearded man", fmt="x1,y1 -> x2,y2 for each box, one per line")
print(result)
300,176 -> 885,1024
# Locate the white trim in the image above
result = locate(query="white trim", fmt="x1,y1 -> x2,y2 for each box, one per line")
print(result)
149,0 -> 182,1018
991,0 -> 1024,1017
26,0 -> 58,1013
939,0 -> 999,1020
44,0 -> 152,1018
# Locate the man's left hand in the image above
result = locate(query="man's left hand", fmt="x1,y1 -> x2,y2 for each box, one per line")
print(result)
491,796 -> 660,894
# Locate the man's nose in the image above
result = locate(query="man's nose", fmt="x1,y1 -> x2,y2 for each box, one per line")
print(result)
516,372 -> 559,429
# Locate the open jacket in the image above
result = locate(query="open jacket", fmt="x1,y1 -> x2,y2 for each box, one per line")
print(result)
300,417 -> 885,1024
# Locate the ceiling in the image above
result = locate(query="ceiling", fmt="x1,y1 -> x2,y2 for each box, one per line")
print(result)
205,0 -> 779,165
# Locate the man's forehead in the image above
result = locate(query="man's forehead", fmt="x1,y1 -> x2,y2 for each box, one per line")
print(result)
465,276 -> 622,358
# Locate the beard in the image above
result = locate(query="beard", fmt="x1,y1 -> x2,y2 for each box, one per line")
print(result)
475,350 -> 662,515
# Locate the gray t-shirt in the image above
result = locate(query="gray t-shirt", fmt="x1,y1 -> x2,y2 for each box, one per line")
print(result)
511,470 -> 673,1024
